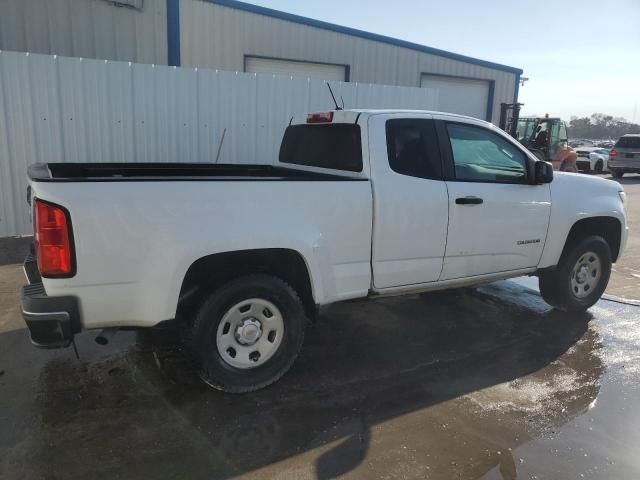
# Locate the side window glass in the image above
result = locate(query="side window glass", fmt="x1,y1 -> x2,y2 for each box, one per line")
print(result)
550,122 -> 561,145
386,119 -> 442,179
446,123 -> 528,184
559,123 -> 568,141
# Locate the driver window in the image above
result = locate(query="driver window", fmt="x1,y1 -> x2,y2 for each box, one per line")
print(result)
446,123 -> 528,184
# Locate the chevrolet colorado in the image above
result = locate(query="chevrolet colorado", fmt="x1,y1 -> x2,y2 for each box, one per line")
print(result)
22,110 -> 628,392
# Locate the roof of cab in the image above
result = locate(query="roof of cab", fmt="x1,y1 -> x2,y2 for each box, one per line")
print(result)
291,109 -> 489,125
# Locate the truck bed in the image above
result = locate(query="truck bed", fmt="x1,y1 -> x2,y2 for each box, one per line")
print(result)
29,166 -> 374,328
28,163 -> 364,182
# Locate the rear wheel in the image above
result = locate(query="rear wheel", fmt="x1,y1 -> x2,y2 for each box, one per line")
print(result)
611,169 -> 624,178
539,236 -> 611,312
191,274 -> 307,393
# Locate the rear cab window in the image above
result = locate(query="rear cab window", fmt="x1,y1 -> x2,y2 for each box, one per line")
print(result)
279,124 -> 363,172
385,119 -> 442,179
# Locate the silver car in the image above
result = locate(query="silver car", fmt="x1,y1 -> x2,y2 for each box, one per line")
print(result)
609,134 -> 640,178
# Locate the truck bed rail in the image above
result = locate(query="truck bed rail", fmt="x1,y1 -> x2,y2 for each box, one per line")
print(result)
28,163 -> 366,182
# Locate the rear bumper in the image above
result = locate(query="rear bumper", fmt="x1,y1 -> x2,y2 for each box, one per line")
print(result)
21,254 -> 81,348
609,160 -> 640,172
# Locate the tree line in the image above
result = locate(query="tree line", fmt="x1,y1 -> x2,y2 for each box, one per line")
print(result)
569,113 -> 640,139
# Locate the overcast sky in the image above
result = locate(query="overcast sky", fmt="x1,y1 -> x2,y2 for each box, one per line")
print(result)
248,0 -> 640,122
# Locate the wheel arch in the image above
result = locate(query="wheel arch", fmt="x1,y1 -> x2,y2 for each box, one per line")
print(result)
177,249 -> 317,323
560,216 -> 622,264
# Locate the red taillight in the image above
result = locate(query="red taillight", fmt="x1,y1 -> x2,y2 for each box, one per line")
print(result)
609,149 -> 618,157
307,112 -> 334,124
34,199 -> 74,277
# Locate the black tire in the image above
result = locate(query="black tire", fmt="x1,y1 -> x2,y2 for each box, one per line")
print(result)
191,274 -> 307,393
611,169 -> 624,178
594,160 -> 603,174
538,236 -> 612,312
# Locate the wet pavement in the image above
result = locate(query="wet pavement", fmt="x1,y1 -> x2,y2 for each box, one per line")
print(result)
607,175 -> 640,298
1,256 -> 640,479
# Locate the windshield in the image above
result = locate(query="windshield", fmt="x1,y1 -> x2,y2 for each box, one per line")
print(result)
516,118 -> 536,143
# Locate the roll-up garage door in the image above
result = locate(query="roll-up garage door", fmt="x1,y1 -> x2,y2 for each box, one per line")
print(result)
245,56 -> 347,82
421,74 -> 491,120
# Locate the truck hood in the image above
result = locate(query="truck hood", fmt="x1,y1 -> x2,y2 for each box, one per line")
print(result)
551,172 -> 624,195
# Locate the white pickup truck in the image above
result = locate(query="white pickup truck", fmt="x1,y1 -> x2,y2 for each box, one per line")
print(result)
22,109 -> 628,392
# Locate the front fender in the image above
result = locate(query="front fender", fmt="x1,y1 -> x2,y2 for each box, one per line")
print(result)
538,174 -> 627,268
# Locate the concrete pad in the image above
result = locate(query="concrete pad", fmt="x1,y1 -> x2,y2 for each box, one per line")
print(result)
1,263 -> 639,479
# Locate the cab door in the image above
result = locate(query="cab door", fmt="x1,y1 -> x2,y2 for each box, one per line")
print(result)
549,120 -> 569,158
369,114 -> 450,289
438,120 -> 551,281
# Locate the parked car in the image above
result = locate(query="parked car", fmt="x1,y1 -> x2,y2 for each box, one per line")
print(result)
21,109 -> 628,392
575,147 -> 610,173
570,139 -> 594,148
609,134 -> 640,178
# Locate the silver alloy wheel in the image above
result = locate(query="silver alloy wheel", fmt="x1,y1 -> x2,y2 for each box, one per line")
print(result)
216,298 -> 285,369
570,251 -> 602,299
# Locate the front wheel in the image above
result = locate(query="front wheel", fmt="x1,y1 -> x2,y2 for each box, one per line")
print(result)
594,160 -> 603,174
611,169 -> 624,178
191,274 -> 307,393
538,236 -> 612,312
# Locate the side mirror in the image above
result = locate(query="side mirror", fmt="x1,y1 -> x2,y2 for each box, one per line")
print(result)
534,160 -> 554,184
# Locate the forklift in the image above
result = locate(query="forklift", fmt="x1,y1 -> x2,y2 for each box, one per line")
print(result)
499,103 -> 576,171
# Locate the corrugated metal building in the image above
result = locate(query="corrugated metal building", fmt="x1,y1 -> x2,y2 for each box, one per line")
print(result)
0,0 -> 522,123
0,51 -> 444,237
0,0 -> 168,64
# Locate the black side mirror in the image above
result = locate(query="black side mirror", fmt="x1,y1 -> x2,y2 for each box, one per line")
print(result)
534,161 -> 554,184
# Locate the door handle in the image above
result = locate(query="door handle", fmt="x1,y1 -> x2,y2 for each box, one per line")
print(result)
456,196 -> 483,205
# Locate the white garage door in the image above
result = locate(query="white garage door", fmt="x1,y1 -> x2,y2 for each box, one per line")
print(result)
421,74 -> 490,120
245,56 -> 347,81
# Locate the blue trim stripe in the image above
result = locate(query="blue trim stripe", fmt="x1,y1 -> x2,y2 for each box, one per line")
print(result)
167,0 -> 181,66
202,0 -> 523,75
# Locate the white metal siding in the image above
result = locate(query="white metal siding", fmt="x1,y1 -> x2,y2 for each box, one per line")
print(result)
0,51 -> 438,237
179,0 -> 517,124
245,57 -> 346,81
0,0 -> 167,64
0,0 -> 518,124
421,75 -> 490,120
